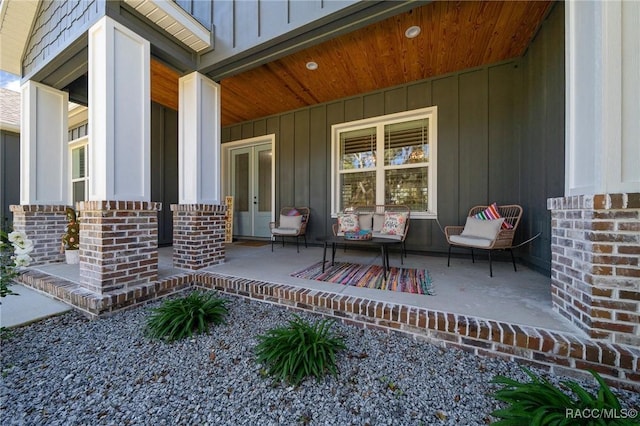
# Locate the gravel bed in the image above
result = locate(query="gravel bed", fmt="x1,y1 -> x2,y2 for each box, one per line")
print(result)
1,293 -> 638,425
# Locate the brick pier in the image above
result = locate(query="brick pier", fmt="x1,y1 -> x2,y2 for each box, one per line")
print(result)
548,193 -> 640,347
171,203 -> 226,270
10,205 -> 67,265
77,201 -> 161,294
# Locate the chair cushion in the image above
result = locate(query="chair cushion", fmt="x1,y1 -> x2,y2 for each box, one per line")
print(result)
461,216 -> 504,240
272,227 -> 301,236
449,234 -> 494,248
337,213 -> 359,233
279,214 -> 302,231
286,208 -> 301,216
380,212 -> 408,236
474,203 -> 513,229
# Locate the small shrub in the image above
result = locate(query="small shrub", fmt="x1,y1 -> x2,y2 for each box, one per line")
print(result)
255,315 -> 346,386
146,291 -> 228,342
491,367 -> 636,425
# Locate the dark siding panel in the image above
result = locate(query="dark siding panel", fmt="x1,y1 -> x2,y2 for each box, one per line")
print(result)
488,63 -> 519,203
163,107 -> 179,245
221,127 -> 231,143
229,126 -> 243,141
363,92 -> 384,118
344,98 -> 362,122
516,2 -> 565,272
407,81 -> 432,109
253,119 -> 267,136
384,87 -> 407,115
326,102 -> 346,127
459,69 -> 489,209
150,102 -> 178,245
294,110 -> 310,207
267,117 -> 280,207
1,131 -> 20,229
241,123 -> 254,139
279,114 -> 295,207
151,103 -> 164,210
309,106 -> 328,238
432,76 -> 460,245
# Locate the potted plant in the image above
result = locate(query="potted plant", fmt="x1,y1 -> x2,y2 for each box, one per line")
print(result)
61,207 -> 80,264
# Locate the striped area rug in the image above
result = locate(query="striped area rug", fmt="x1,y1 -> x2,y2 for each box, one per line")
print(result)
291,261 -> 434,295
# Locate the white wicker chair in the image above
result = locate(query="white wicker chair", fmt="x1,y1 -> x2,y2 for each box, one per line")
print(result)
269,207 -> 310,253
445,204 -> 523,277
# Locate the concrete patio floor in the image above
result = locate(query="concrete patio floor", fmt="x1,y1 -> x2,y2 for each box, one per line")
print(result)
3,241 -> 581,335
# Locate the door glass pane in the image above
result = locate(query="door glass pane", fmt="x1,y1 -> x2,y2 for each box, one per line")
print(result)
257,149 -> 271,212
384,119 -> 428,166
340,127 -> 376,170
340,171 -> 376,209
234,153 -> 249,212
385,167 -> 428,211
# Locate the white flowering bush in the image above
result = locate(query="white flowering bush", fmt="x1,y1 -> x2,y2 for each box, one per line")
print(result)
1,230 -> 34,297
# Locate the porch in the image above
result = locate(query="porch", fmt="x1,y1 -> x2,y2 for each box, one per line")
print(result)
20,243 -> 568,332
8,242 -> 640,390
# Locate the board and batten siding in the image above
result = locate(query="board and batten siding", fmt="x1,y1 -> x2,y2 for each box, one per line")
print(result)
151,102 -> 179,246
222,62 -> 522,255
516,1 -> 565,273
222,3 -> 564,273
0,130 -> 20,229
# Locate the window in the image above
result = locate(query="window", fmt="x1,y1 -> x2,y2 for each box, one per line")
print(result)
69,137 -> 89,204
331,106 -> 437,218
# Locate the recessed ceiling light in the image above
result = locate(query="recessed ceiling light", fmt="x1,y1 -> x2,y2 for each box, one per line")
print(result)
405,25 -> 421,39
306,61 -> 318,70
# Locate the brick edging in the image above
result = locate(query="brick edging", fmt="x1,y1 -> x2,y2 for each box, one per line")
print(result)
15,269 -> 640,391
194,272 -> 639,391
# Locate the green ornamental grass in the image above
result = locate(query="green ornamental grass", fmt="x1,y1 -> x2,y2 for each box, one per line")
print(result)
146,291 -> 228,342
491,367 -> 637,426
255,315 -> 346,386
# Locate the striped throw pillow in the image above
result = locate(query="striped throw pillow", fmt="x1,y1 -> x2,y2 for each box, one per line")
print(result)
474,203 -> 513,229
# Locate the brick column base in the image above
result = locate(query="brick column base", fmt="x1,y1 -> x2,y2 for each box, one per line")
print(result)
171,204 -> 226,270
9,205 -> 67,265
77,201 -> 161,294
548,193 -> 640,346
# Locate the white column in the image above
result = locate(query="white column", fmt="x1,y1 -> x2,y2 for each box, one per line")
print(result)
20,81 -> 68,204
565,0 -> 640,196
88,16 -> 150,201
178,72 -> 221,204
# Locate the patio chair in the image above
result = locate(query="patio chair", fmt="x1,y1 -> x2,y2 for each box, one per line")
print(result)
270,207 -> 310,253
444,204 -> 523,277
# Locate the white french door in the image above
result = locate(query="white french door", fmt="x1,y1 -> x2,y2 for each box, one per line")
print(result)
229,141 -> 273,238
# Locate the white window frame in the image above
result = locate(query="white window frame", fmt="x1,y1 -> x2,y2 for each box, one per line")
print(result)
68,136 -> 89,205
331,106 -> 437,219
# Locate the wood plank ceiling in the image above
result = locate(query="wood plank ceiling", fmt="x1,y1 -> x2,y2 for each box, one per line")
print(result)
219,0 -> 554,127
